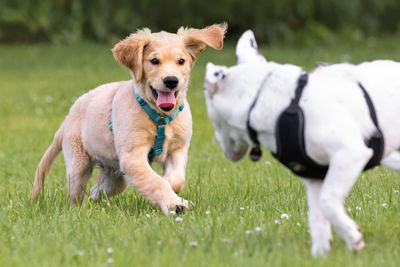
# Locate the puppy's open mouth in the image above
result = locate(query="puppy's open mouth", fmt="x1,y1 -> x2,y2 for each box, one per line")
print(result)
150,86 -> 179,112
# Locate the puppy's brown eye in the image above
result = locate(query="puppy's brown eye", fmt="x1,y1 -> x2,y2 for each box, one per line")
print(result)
178,59 -> 185,65
150,58 -> 160,65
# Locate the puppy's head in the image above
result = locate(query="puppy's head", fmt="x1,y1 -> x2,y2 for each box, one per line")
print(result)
112,23 -> 227,114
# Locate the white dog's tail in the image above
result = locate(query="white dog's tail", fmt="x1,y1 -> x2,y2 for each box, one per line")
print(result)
31,125 -> 63,202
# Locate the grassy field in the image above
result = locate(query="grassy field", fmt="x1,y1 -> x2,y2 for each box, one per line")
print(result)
0,38 -> 400,267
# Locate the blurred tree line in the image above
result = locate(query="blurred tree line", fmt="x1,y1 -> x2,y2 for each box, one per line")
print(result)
1,0 -> 400,44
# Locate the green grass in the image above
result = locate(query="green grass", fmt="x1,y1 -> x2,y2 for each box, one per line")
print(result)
1,39 -> 400,267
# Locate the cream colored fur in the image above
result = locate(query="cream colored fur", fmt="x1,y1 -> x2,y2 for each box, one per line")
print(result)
31,24 -> 227,215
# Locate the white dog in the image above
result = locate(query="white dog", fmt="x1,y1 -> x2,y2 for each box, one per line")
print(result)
204,30 -> 400,256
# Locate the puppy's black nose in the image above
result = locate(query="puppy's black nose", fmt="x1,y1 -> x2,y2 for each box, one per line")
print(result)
163,76 -> 179,90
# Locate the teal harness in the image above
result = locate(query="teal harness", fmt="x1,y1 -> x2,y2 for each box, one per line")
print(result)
109,81 -> 184,163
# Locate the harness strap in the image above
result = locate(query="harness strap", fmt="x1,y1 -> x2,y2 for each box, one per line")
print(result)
108,93 -> 117,132
292,73 -> 308,105
358,83 -> 379,128
358,82 -> 384,169
246,72 -> 273,161
109,81 -> 184,163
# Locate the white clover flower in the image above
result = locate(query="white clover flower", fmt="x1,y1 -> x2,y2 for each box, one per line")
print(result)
233,250 -> 244,256
280,213 -> 289,219
189,241 -> 198,247
274,219 -> 281,224
44,96 -> 53,103
356,206 -> 361,211
156,240 -> 162,245
107,248 -> 113,254
35,108 -> 43,115
239,207 -> 244,211
76,250 -> 84,256
205,210 -> 210,215
254,226 -> 262,232
347,207 -> 351,212
296,222 -> 301,227
107,258 -> 114,263
245,230 -> 253,235
265,161 -> 271,165
394,189 -> 399,193
169,210 -> 176,215
145,214 -> 150,218
382,203 -> 387,208
11,236 -> 16,240
175,217 -> 183,222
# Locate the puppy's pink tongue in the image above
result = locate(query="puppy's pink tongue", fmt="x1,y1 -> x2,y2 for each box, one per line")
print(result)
156,91 -> 176,108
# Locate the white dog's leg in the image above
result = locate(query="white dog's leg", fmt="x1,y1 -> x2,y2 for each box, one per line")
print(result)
302,178 -> 332,256
319,147 -> 372,252
381,151 -> 400,172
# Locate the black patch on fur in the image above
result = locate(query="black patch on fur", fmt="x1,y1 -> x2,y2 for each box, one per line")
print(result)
250,38 -> 256,48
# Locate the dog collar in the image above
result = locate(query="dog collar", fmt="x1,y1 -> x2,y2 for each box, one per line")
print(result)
133,81 -> 184,162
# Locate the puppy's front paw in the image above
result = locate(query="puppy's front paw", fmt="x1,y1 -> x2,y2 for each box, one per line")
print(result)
160,196 -> 192,216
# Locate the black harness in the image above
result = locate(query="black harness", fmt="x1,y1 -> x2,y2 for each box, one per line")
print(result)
247,73 -> 384,179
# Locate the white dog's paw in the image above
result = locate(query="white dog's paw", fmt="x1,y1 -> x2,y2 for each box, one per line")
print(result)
311,236 -> 332,257
348,224 -> 365,252
159,196 -> 192,216
343,223 -> 365,252
353,237 -> 365,252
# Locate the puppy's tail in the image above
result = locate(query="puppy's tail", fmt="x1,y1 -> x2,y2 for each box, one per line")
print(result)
31,125 -> 63,203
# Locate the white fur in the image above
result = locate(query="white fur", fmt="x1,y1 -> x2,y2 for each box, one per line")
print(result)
204,30 -> 400,256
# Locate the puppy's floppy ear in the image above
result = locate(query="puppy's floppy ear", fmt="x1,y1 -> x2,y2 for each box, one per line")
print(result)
112,28 -> 152,82
179,23 -> 227,65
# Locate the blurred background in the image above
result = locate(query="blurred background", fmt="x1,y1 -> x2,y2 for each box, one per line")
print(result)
1,0 -> 400,45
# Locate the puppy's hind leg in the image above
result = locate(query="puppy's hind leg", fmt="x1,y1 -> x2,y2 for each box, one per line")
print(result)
302,178 -> 332,257
319,146 -> 372,252
90,166 -> 128,201
63,135 -> 94,205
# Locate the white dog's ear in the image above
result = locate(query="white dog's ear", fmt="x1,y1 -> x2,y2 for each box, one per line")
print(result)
112,28 -> 152,83
179,23 -> 228,66
236,30 -> 266,65
204,62 -> 228,94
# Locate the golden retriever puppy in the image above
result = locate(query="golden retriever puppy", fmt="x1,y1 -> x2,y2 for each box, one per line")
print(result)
31,24 -> 227,215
